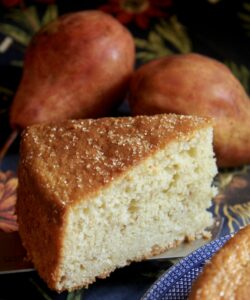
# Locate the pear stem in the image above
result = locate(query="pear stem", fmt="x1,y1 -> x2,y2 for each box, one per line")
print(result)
0,130 -> 19,165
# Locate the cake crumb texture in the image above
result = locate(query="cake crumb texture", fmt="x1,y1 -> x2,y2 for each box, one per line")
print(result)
17,114 -> 217,292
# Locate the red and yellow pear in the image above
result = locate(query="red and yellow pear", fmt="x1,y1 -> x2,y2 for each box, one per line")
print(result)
10,10 -> 135,128
129,53 -> 250,167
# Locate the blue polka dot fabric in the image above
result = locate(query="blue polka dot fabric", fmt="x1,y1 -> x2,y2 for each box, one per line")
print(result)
142,235 -> 232,300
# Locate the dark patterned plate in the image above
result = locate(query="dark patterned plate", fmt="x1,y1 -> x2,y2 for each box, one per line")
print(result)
141,234 -> 232,300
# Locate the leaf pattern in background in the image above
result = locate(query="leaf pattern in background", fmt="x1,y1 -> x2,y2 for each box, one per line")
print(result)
0,4 -> 58,65
66,290 -> 83,300
213,202 -> 250,233
0,6 -> 41,47
0,170 -> 18,232
29,277 -> 53,300
225,61 -> 250,95
213,166 -> 250,233
239,0 -> 250,37
41,4 -> 58,27
135,16 -> 192,63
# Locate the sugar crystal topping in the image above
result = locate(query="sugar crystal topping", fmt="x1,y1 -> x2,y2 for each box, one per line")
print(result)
20,114 -> 209,205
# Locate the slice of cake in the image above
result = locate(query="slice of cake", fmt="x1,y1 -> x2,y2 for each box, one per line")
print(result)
189,224 -> 250,300
17,114 -> 217,292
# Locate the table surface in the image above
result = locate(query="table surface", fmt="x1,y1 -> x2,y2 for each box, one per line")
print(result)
0,1 -> 250,299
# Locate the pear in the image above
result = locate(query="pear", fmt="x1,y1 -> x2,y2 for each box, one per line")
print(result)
129,53 -> 250,167
10,10 -> 135,129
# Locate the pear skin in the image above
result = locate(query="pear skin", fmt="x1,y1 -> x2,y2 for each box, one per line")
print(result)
10,10 -> 135,128
129,53 -> 250,167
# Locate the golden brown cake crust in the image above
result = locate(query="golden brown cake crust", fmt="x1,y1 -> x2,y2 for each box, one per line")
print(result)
20,114 -> 211,207
17,114 -> 212,291
17,167 -> 66,289
189,224 -> 250,300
